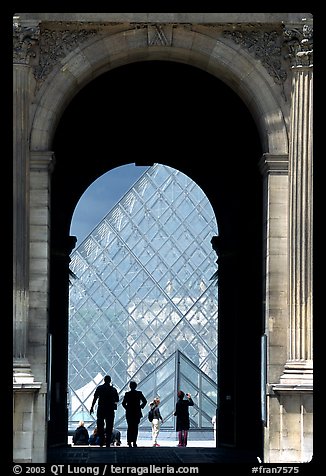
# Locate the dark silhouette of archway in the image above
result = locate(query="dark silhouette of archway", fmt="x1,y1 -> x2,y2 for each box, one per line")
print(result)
50,60 -> 263,455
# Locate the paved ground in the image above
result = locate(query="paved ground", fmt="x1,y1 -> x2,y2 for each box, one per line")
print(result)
48,443 -> 259,464
67,435 -> 216,448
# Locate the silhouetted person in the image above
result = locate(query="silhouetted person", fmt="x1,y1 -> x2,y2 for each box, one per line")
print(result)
90,375 -> 119,447
174,390 -> 194,447
122,381 -> 147,447
72,420 -> 89,445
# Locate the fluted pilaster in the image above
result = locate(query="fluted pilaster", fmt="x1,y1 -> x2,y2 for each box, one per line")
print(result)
13,63 -> 32,368
13,16 -> 40,380
288,67 -> 313,363
278,22 -> 313,388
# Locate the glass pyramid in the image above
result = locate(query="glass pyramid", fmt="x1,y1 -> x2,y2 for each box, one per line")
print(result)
68,163 -> 219,432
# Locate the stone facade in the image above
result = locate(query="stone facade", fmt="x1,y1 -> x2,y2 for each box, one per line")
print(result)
13,13 -> 313,463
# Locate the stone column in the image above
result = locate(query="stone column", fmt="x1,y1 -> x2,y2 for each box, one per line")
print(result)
13,17 -> 43,463
277,22 -> 313,388
13,16 -> 40,382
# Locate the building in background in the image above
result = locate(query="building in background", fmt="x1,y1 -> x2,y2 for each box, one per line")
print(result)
68,164 -> 218,435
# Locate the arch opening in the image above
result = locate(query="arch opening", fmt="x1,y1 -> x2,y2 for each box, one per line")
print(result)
68,163 -> 219,442
50,60 -> 263,454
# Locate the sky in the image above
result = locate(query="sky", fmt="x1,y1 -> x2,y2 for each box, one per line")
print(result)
70,164 -> 149,246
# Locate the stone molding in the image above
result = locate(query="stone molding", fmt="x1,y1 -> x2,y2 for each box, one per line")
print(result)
258,153 -> 288,176
16,13 -> 313,24
270,383 -> 313,395
269,359 -> 313,393
13,363 -> 42,391
12,19 -> 300,90
30,150 -> 55,171
279,360 -> 313,387
13,379 -> 42,391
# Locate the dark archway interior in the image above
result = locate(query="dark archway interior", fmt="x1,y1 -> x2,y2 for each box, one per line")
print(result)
50,60 -> 263,455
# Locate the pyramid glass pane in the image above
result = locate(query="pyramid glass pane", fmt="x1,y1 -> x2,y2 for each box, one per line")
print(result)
68,164 -> 219,433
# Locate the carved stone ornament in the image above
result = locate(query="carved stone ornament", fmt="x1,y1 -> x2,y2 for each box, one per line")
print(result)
147,24 -> 174,46
131,23 -> 175,46
13,18 -> 40,64
283,24 -> 313,68
33,27 -> 97,81
223,29 -> 287,85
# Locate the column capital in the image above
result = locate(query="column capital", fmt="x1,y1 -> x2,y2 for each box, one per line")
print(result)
13,16 -> 40,65
258,153 -> 288,176
283,21 -> 313,68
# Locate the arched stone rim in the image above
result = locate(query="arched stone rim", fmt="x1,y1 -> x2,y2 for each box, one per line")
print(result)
30,27 -> 289,155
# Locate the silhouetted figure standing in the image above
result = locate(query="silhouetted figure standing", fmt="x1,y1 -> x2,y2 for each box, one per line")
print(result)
122,381 -> 147,447
90,375 -> 119,447
174,390 -> 194,447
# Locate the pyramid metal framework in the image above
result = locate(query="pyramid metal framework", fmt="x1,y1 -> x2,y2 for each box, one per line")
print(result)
68,163 -> 219,431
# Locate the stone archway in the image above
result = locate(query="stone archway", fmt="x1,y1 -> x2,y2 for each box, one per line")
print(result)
13,15 -> 313,463
50,58 -> 264,452
30,26 -> 288,154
